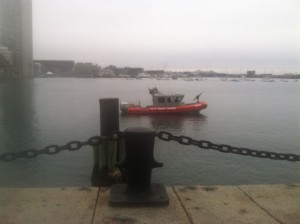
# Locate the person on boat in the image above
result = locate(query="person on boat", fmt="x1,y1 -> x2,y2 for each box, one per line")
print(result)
149,87 -> 159,95
194,92 -> 203,103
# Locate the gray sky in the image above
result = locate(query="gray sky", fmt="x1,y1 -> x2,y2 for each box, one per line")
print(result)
33,0 -> 299,73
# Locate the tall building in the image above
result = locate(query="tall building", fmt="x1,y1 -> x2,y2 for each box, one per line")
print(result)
0,0 -> 33,77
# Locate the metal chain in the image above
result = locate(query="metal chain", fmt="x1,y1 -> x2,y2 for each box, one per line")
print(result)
0,132 -> 124,162
1,130 -> 299,162
155,131 -> 300,162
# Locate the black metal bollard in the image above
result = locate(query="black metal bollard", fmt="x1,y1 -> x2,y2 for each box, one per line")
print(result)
109,127 -> 169,206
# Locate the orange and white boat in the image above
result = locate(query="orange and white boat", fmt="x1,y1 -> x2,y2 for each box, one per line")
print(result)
120,88 -> 207,115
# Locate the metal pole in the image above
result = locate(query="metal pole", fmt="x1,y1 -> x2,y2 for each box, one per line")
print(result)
100,98 -> 119,136
91,98 -> 119,186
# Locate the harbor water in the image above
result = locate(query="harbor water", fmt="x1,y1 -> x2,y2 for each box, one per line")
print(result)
0,78 -> 299,187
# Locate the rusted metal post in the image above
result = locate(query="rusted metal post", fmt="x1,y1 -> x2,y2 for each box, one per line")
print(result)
109,127 -> 169,206
91,98 -> 120,186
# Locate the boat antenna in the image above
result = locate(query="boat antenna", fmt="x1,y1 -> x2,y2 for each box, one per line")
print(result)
194,92 -> 203,103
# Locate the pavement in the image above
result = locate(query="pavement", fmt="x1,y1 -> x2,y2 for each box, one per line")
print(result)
0,184 -> 299,224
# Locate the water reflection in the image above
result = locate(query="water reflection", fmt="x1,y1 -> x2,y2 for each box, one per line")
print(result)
0,79 -> 37,152
149,113 -> 207,131
120,113 -> 207,132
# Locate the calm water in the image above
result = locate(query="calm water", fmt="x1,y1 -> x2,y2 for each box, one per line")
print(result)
0,78 -> 299,187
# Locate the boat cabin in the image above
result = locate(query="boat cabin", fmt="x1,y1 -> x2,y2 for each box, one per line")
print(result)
152,94 -> 184,106
149,88 -> 184,107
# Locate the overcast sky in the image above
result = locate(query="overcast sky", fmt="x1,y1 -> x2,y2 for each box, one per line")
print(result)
32,0 -> 299,73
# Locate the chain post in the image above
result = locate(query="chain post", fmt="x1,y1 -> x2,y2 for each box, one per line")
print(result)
91,98 -> 121,187
109,127 -> 169,207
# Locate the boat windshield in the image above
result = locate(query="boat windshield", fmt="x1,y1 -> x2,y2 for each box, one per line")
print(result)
153,94 -> 184,106
158,97 -> 165,103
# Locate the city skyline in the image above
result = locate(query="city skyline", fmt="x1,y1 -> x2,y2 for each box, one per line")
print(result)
32,0 -> 299,74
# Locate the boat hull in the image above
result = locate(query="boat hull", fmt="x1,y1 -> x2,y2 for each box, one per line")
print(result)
122,102 -> 207,115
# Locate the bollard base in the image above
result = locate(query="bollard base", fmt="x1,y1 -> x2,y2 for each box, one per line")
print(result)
91,167 -> 115,187
109,183 -> 169,207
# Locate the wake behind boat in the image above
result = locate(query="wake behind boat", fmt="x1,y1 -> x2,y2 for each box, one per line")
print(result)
120,87 -> 208,115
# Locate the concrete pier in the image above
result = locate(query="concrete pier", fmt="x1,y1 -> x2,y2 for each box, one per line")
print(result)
1,184 -> 299,224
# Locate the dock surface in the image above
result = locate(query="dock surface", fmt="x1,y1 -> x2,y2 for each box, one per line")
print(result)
1,184 -> 299,224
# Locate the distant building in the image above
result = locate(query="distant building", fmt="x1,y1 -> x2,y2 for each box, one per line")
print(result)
74,63 -> 101,77
102,66 -> 144,77
246,70 -> 256,77
0,0 -> 33,77
34,60 -> 74,76
120,67 -> 143,77
145,70 -> 164,76
102,65 -> 118,76
33,62 -> 43,76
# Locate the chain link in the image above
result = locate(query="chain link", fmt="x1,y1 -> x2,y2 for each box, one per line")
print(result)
0,133 -> 125,162
155,131 -> 300,162
1,130 -> 299,162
